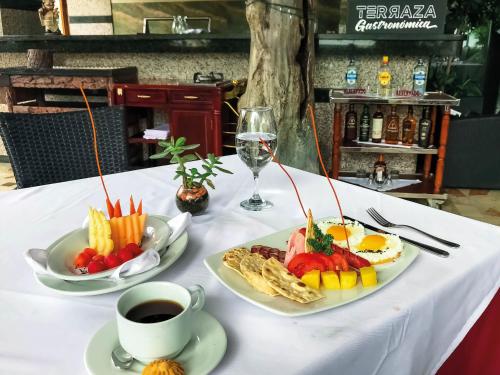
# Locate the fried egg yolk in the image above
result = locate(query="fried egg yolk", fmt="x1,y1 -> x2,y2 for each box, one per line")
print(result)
357,234 -> 387,251
326,225 -> 351,241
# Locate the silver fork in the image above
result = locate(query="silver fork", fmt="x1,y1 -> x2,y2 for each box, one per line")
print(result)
367,207 -> 460,248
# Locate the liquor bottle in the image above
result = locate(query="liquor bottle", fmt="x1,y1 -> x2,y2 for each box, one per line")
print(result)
373,154 -> 388,186
418,107 -> 432,148
378,56 -> 392,97
344,104 -> 357,142
345,59 -> 358,89
412,58 -> 427,95
384,105 -> 400,144
358,105 -> 370,142
402,106 -> 417,145
371,105 -> 384,143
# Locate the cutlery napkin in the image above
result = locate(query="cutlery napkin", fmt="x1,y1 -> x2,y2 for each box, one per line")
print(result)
24,212 -> 191,281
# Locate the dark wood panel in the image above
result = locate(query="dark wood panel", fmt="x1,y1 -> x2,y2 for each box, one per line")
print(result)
169,109 -> 214,157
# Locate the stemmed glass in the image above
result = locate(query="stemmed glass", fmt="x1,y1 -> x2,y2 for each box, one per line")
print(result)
236,107 -> 278,211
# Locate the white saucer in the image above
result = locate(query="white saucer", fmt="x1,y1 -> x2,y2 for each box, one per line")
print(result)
85,310 -> 227,375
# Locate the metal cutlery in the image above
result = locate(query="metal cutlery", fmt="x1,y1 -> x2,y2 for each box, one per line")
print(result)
111,345 -> 134,369
366,207 -> 460,248
344,216 -> 450,258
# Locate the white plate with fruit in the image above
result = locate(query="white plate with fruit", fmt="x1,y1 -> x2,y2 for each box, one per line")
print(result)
44,198 -> 170,281
204,212 -> 419,317
34,215 -> 188,296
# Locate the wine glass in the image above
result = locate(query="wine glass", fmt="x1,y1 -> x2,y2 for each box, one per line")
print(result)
236,107 -> 278,211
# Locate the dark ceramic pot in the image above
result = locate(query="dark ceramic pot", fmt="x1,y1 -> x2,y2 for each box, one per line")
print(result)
175,185 -> 209,215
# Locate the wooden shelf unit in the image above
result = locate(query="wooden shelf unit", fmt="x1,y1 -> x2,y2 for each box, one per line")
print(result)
330,91 -> 460,201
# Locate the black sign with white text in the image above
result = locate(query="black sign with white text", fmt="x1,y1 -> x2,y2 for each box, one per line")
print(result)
347,0 -> 447,34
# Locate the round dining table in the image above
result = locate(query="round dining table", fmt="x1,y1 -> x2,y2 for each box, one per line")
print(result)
0,155 -> 499,374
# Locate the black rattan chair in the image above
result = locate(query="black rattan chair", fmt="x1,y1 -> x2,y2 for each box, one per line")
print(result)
0,106 -> 128,188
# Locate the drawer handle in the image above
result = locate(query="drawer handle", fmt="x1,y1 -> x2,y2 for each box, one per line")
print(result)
137,95 -> 152,99
183,95 -> 199,100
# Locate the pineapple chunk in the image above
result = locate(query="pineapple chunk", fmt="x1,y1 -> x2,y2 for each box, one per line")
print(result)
340,271 -> 357,289
301,270 -> 321,289
360,266 -> 378,287
321,271 -> 340,290
88,208 -> 114,256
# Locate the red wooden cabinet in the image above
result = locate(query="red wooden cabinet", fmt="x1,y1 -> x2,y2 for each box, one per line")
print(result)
112,81 -> 235,159
169,108 -> 214,155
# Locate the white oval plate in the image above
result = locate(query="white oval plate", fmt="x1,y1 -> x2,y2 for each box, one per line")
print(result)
46,215 -> 171,281
204,218 -> 419,317
85,310 -> 227,375
35,217 -> 188,296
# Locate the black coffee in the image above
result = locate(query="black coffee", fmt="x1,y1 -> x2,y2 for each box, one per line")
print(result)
125,300 -> 184,324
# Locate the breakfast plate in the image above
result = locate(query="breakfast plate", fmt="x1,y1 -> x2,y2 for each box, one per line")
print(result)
35,216 -> 188,296
84,310 -> 227,375
204,219 -> 419,317
46,215 -> 171,281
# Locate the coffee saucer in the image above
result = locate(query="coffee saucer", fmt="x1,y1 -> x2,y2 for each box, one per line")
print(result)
85,310 -> 227,375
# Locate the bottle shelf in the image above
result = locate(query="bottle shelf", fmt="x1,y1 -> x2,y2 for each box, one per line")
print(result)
341,143 -> 438,155
338,172 -> 447,200
330,90 -> 460,106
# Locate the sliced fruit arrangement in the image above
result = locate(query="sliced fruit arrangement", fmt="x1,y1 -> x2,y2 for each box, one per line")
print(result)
74,195 -> 147,275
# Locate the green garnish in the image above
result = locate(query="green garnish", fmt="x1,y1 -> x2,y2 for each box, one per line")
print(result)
307,223 -> 334,255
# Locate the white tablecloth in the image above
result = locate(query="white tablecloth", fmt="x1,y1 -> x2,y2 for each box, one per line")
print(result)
0,155 -> 499,375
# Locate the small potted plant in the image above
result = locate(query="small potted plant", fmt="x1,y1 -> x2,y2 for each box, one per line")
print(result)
150,137 -> 232,215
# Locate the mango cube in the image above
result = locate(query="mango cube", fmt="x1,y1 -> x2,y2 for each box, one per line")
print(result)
301,270 -> 321,289
340,271 -> 357,289
321,271 -> 340,290
360,266 -> 378,287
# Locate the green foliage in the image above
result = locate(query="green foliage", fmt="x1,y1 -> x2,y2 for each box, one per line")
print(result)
150,136 -> 232,189
307,223 -> 334,256
446,0 -> 499,34
427,61 -> 483,98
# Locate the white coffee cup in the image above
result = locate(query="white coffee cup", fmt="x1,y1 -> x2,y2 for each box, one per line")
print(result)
116,281 -> 205,363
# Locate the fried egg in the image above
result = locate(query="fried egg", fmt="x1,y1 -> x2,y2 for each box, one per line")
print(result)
316,218 -> 365,248
353,233 -> 403,265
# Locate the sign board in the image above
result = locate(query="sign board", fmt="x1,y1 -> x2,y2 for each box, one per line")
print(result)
347,0 -> 447,34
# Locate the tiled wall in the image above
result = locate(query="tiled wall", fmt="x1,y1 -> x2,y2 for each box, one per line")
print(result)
67,0 -> 113,35
0,51 -> 424,175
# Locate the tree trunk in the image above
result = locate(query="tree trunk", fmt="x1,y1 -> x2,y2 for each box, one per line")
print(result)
26,49 -> 53,69
239,0 -> 318,172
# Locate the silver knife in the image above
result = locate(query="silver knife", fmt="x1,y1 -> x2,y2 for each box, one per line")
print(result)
344,216 -> 450,258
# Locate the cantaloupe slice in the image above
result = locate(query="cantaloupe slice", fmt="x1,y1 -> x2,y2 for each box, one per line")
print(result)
109,213 -> 147,250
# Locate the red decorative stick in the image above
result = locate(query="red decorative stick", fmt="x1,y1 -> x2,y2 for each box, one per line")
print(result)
307,104 -> 351,251
79,85 -> 114,218
259,138 -> 307,218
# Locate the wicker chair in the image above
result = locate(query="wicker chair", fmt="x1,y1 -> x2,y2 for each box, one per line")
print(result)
0,106 -> 128,189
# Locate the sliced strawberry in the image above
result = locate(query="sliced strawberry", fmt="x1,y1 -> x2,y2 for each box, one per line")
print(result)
83,248 -> 97,257
74,253 -> 91,268
92,254 -> 105,262
125,243 -> 142,256
118,247 -> 134,263
104,252 -> 121,269
87,260 -> 106,274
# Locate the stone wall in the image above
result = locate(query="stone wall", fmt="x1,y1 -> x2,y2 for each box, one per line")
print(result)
0,51 -> 424,174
